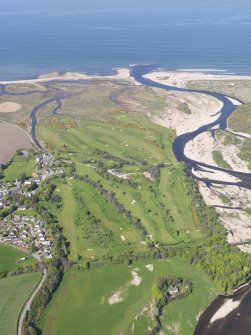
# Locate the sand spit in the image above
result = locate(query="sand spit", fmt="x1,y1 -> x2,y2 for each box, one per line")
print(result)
152,91 -> 222,136
0,68 -> 138,85
0,102 -> 22,113
144,71 -> 251,89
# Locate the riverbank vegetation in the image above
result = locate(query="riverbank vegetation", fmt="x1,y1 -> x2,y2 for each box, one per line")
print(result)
187,80 -> 251,103
228,103 -> 251,134
212,150 -> 232,170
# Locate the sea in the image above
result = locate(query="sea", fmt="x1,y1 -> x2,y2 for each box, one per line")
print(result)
1,0 -> 251,80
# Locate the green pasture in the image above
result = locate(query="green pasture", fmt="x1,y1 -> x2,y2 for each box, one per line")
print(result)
41,258 -> 217,335
0,245 -> 32,272
0,272 -> 41,335
2,159 -> 35,181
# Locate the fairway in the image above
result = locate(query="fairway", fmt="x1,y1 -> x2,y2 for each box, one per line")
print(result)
0,272 -> 41,335
42,258 -> 217,335
55,179 -> 145,260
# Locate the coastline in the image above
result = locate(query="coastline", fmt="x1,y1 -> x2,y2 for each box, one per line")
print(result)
0,68 -> 138,85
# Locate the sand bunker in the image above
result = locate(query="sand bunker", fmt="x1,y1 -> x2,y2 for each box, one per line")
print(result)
0,102 -> 22,113
130,271 -> 142,286
108,289 -> 125,305
145,264 -> 154,272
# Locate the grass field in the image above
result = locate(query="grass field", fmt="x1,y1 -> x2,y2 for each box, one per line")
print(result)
0,272 -> 41,335
0,245 -> 33,272
1,157 -> 35,181
41,258 -> 217,335
38,114 -> 174,165
187,80 -> 251,103
212,150 -> 232,170
228,103 -> 251,135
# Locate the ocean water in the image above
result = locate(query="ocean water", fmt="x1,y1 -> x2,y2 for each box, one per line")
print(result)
1,0 -> 251,80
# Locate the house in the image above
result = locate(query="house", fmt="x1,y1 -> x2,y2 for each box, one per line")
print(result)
168,285 -> 179,296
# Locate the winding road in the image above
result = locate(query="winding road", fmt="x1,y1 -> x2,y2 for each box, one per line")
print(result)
17,267 -> 47,335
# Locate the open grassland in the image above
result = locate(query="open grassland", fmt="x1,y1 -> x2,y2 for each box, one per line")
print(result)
228,103 -> 251,135
212,150 -> 232,170
0,245 -> 27,272
0,272 -> 41,335
0,93 -> 45,126
41,258 -> 217,335
1,156 -> 35,181
187,80 -> 251,103
38,113 -> 174,165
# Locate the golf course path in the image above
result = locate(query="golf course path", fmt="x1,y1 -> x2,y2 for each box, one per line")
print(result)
17,267 -> 47,335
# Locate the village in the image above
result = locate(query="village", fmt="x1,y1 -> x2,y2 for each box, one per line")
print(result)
0,151 -> 65,259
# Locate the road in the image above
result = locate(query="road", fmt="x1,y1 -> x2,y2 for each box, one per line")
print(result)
17,257 -> 47,335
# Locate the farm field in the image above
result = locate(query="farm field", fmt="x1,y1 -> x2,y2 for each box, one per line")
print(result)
0,122 -> 33,165
41,258 -> 217,335
0,245 -> 27,272
0,245 -> 36,272
0,272 -> 41,335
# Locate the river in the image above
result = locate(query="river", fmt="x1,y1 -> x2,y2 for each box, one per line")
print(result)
131,65 -> 251,335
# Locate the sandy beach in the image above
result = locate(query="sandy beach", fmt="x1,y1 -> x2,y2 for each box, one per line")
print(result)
151,90 -> 222,136
0,68 -> 138,85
